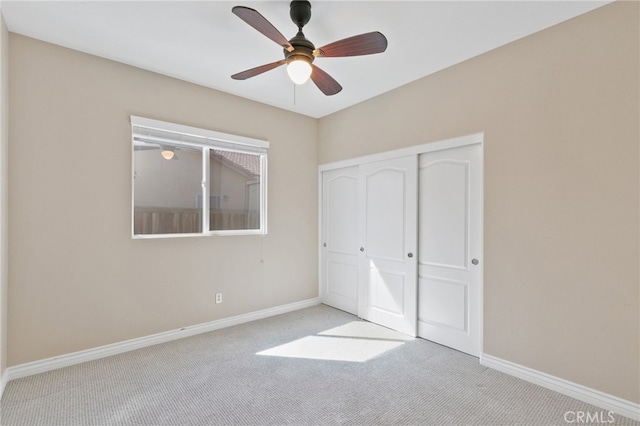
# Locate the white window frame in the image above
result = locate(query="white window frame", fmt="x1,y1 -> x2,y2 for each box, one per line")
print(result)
131,116 -> 268,238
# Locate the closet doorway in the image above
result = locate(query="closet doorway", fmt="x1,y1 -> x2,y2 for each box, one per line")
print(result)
319,134 -> 483,356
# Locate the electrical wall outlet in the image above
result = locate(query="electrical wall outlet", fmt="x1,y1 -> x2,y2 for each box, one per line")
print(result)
215,293 -> 222,304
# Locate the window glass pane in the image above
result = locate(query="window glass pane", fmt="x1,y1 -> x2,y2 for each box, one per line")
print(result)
133,141 -> 203,235
209,149 -> 261,231
131,116 -> 268,237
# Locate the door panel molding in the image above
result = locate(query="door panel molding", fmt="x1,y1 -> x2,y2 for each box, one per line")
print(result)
418,275 -> 469,331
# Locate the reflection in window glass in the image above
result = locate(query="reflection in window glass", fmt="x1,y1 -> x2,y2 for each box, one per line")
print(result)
133,141 -> 203,235
209,150 -> 261,231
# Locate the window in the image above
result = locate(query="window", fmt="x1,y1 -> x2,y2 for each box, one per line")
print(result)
131,116 -> 268,238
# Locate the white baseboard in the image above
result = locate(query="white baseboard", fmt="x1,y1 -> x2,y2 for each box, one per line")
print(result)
0,367 -> 7,401
5,297 -> 321,384
480,353 -> 640,422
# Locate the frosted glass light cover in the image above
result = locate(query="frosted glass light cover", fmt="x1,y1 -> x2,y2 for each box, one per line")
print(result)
287,60 -> 312,85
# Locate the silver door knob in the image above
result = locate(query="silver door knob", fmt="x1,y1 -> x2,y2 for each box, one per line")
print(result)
360,247 -> 365,252
472,258 -> 479,265
407,253 -> 413,258
323,242 -> 327,247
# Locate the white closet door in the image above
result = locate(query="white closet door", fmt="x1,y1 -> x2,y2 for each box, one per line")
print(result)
320,166 -> 359,314
359,156 -> 418,336
418,143 -> 482,356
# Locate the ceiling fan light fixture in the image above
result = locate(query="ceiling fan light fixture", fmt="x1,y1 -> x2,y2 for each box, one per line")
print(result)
286,56 -> 312,85
161,147 -> 175,160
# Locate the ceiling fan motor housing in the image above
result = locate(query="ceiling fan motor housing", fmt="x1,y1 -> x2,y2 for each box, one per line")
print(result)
285,30 -> 315,65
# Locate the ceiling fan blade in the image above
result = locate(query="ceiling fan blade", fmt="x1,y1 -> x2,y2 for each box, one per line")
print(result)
314,31 -> 388,58
232,6 -> 293,52
231,60 -> 286,80
310,65 -> 342,96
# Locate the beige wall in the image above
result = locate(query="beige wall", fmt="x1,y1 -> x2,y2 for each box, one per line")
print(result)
0,13 -> 9,383
319,2 -> 639,403
8,34 -> 318,365
5,0 -> 639,408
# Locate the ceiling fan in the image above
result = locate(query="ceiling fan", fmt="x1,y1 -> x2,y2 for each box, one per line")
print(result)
231,1 -> 388,96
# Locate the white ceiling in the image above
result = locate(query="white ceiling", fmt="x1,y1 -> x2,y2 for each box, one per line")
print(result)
1,1 -> 609,118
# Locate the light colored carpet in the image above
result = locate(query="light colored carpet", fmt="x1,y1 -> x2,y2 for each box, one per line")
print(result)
1,305 -> 637,425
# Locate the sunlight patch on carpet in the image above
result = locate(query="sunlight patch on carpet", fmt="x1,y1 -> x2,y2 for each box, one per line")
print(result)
319,321 -> 414,342
256,321 -> 412,362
